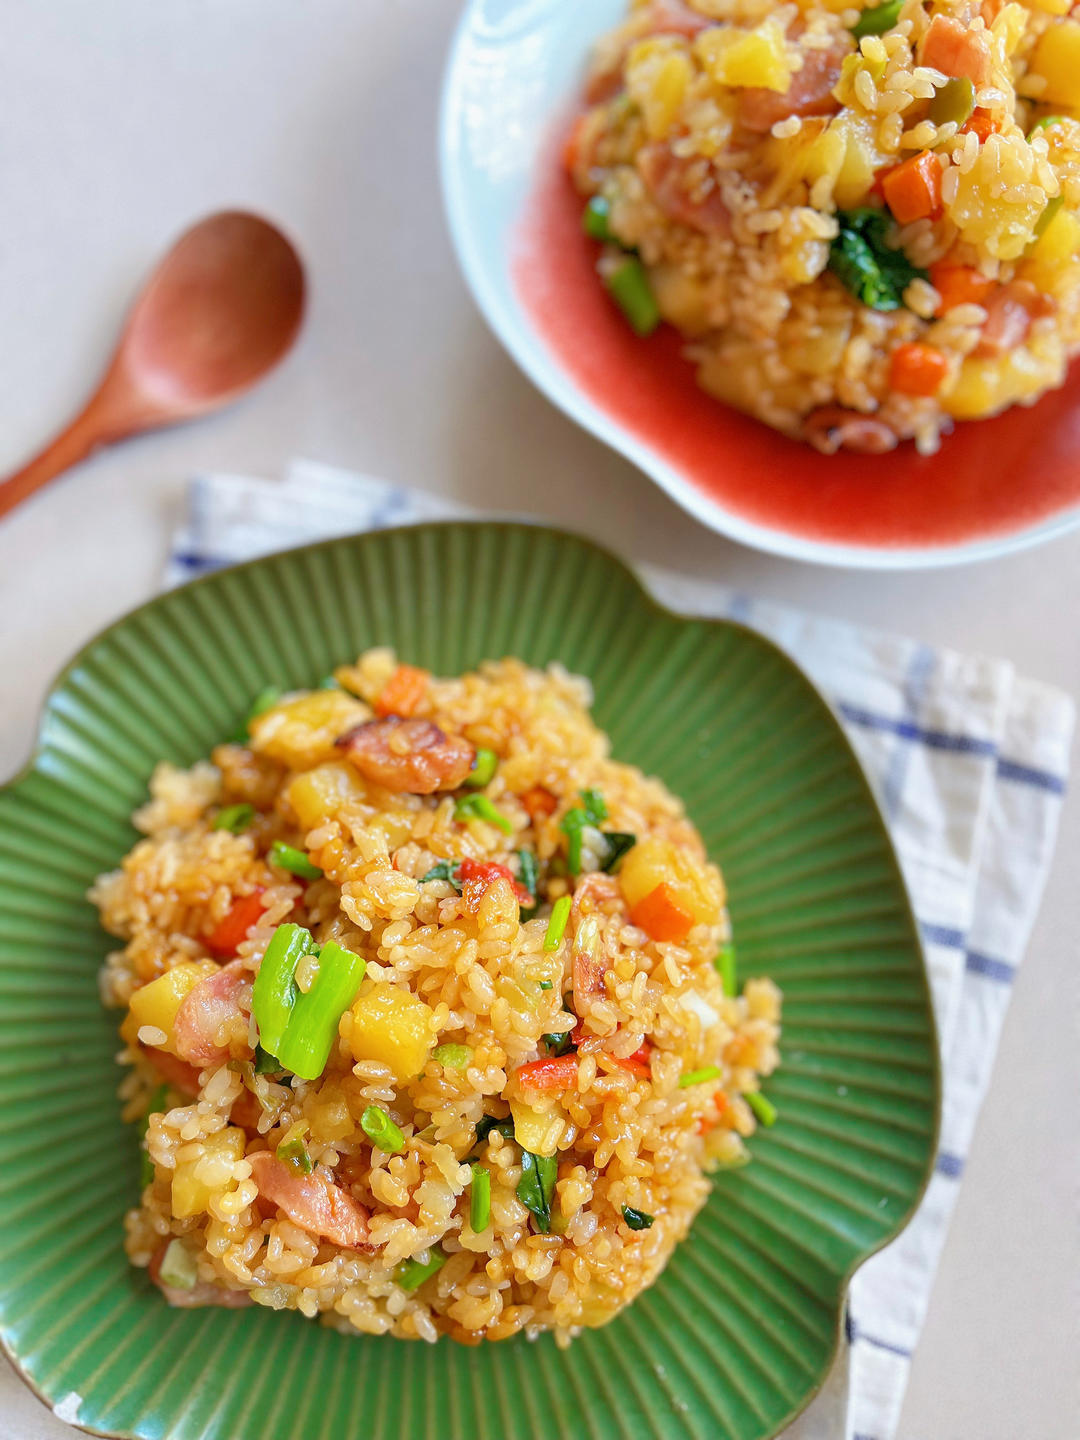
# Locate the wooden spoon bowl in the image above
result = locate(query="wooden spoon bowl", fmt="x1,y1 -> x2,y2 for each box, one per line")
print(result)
0,210 -> 305,519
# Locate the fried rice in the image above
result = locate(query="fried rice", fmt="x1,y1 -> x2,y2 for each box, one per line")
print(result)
567,0 -> 1080,453
94,651 -> 781,1346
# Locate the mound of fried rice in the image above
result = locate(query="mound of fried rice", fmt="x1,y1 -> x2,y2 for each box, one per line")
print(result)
569,0 -> 1080,453
94,651 -> 781,1346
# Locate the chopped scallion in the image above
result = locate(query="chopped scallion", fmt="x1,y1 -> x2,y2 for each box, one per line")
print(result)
927,75 -> 974,128
213,803 -> 255,834
463,747 -> 499,788
580,790 -> 608,825
361,1105 -> 405,1154
276,1128 -> 314,1174
252,925 -> 366,1081
269,841 -> 324,881
1029,115 -> 1065,136
470,1163 -> 491,1231
395,1246 -> 447,1292
431,1042 -> 471,1069
850,0 -> 903,38
715,943 -> 737,998
517,849 -> 540,919
538,979 -> 553,991
231,685 -> 282,742
583,194 -> 616,242
158,1238 -> 198,1291
679,1065 -> 723,1088
544,895 -> 572,952
251,922 -> 311,1057
746,1091 -> 778,1128
604,256 -> 660,337
454,794 -> 513,835
621,1205 -> 655,1231
516,1149 -> 558,1233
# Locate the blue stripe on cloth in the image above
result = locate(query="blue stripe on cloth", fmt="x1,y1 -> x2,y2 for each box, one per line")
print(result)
849,1320 -> 913,1359
172,550 -> 228,573
965,950 -> 1016,983
836,703 -> 998,758
997,757 -> 1067,796
936,1150 -> 965,1179
854,1434 -> 881,1440
920,921 -> 965,950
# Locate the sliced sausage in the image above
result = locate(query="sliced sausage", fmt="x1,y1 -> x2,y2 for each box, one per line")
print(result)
248,1152 -> 372,1250
737,41 -> 848,133
918,16 -> 992,86
173,960 -> 252,1067
973,280 -> 1054,359
335,716 -> 475,794
637,143 -> 732,234
803,406 -> 899,455
586,0 -> 713,101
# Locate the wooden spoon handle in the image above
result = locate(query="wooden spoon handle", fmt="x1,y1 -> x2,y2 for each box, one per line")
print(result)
0,403 -> 108,520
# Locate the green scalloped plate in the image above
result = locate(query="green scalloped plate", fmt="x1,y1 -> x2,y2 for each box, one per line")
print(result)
0,522 -> 938,1440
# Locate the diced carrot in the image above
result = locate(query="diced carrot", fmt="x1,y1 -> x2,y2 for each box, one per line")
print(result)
206,887 -> 267,959
563,114 -> 589,174
889,341 -> 950,397
960,109 -> 998,143
516,1054 -> 580,1091
928,261 -> 994,316
629,882 -> 694,943
880,151 -> 944,224
696,1090 -> 733,1135
374,664 -> 429,718
458,857 -> 532,909
519,786 -> 558,824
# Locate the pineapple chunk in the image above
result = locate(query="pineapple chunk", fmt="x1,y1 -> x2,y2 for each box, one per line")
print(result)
510,1097 -> 566,1158
172,1127 -> 247,1219
943,342 -> 1062,418
618,837 -> 719,927
288,761 -> 369,829
1029,20 -> 1080,108
344,982 -> 435,1082
1029,205 -> 1080,265
123,960 -> 219,1053
696,20 -> 792,93
250,690 -> 370,770
626,38 -> 692,139
946,134 -> 1049,259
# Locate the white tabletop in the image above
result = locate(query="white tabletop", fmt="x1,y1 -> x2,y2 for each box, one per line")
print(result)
0,2 -> 1075,1436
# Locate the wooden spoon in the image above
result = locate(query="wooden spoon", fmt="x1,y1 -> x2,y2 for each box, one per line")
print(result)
0,210 -> 305,520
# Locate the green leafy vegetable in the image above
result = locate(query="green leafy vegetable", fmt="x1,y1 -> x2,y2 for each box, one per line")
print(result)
470,1164 -> 492,1231
269,841 -> 324,881
544,895 -> 572,951
746,1091 -> 778,1128
394,1246 -> 447,1292
599,832 -> 637,873
361,1105 -> 405,1154
474,1115 -> 515,1147
463,747 -> 499,788
419,860 -> 463,890
621,1205 -> 655,1231
213,803 -> 255,834
714,942 -> 737,998
454,794 -> 513,834
254,1044 -> 285,1075
543,1031 -> 574,1057
231,684 -> 282,742
828,209 -> 927,312
517,849 -> 540,919
516,1149 -> 558,1233
850,0 -> 903,38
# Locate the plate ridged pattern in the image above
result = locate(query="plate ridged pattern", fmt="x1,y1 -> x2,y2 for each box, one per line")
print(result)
0,523 -> 938,1440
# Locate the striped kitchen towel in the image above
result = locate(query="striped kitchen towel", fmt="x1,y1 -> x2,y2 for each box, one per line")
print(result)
167,458 -> 1073,1440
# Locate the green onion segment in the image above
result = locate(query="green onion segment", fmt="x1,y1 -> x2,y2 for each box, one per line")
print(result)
463,748 -> 499,788
746,1090 -> 778,1128
454,794 -> 513,834
544,896 -> 572,952
269,841 -> 324,880
394,1246 -> 447,1292
604,257 -> 661,336
470,1164 -> 492,1231
851,0 -> 903,39
361,1105 -> 405,1154
213,803 -> 255,834
715,943 -> 737,998
251,924 -> 366,1080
